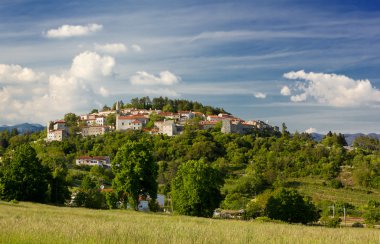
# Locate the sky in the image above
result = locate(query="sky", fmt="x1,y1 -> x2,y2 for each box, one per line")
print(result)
0,0 -> 379,133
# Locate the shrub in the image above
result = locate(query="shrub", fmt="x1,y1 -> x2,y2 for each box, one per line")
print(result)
320,216 -> 341,228
351,222 -> 363,228
265,188 -> 320,224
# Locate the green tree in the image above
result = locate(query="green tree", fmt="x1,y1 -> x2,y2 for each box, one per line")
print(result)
171,159 -> 224,217
0,144 -> 49,202
265,188 -> 319,224
112,138 -> 158,210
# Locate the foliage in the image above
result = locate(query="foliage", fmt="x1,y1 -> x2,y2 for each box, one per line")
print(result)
0,144 -> 49,202
264,188 -> 320,224
112,138 -> 158,210
320,216 -> 341,228
364,200 -> 380,226
171,159 -> 224,217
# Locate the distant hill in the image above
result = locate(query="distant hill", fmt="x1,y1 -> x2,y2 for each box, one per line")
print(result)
344,133 -> 380,146
0,123 -> 45,134
310,132 -> 380,146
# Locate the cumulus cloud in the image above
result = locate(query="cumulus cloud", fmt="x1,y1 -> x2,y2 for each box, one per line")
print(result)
0,51 -> 117,125
45,23 -> 102,38
283,70 -> 380,107
305,127 -> 317,134
0,64 -> 43,84
280,85 -> 291,96
130,70 -> 180,86
94,43 -> 127,54
131,44 -> 142,52
254,92 -> 266,99
70,51 -> 115,80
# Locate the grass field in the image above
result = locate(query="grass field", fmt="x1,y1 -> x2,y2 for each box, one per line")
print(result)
0,201 -> 379,243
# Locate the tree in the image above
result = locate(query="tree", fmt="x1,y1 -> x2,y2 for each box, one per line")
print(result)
0,144 -> 48,202
265,188 -> 319,224
64,113 -> 79,127
112,138 -> 158,210
171,159 -> 224,217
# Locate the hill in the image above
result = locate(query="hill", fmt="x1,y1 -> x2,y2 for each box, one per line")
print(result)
0,201 -> 378,243
0,123 -> 45,134
310,133 -> 380,145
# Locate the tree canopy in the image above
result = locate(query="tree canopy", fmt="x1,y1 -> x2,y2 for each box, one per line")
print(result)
171,159 -> 224,217
0,144 -> 48,202
112,138 -> 158,209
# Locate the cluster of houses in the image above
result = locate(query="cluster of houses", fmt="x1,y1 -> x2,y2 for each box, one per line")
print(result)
46,104 -> 279,142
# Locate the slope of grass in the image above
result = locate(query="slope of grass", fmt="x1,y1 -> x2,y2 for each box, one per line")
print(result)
0,201 -> 379,243
285,177 -> 380,207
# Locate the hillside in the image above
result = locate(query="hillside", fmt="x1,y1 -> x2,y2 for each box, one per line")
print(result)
0,201 -> 378,244
0,123 -> 45,134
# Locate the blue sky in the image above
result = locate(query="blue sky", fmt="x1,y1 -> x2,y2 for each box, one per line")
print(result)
0,0 -> 379,133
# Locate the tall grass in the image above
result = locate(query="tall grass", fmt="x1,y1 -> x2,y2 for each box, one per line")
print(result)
0,201 -> 379,243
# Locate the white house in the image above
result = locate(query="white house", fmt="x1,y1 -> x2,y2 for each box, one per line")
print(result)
81,126 -> 109,137
155,120 -> 177,136
76,156 -> 111,168
46,120 -> 68,141
116,115 -> 149,131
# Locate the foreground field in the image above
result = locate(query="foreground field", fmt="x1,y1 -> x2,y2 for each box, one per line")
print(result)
0,201 -> 379,244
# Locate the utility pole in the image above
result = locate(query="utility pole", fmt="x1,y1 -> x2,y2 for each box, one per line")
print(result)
343,206 -> 346,227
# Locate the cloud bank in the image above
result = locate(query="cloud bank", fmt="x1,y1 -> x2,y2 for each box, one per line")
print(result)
94,43 -> 127,54
45,23 -> 103,38
130,70 -> 180,86
282,70 -> 380,107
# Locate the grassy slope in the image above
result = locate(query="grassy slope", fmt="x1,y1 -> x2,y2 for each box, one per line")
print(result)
0,201 -> 379,244
285,177 -> 380,207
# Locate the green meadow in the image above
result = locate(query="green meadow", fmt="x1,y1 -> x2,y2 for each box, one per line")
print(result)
0,201 -> 379,244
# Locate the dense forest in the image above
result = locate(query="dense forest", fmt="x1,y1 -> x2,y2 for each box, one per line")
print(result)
0,97 -> 379,226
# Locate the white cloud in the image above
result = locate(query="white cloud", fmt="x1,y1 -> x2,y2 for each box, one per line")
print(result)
70,51 -> 115,81
0,51 -> 117,125
283,70 -> 380,107
99,86 -> 109,97
254,92 -> 266,99
280,85 -> 291,96
130,70 -> 180,86
131,44 -> 142,52
94,43 -> 127,54
0,64 -> 43,84
45,23 -> 103,38
143,88 -> 179,97
305,127 -> 317,134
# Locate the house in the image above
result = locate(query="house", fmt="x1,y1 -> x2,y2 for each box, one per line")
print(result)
76,156 -> 111,168
178,111 -> 195,120
46,120 -> 69,141
116,115 -> 149,131
81,126 -> 109,137
159,112 -> 180,121
47,129 -> 67,141
155,120 -> 177,136
200,120 -> 218,130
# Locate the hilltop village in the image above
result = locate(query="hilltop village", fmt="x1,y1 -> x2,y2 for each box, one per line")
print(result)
47,101 -> 279,142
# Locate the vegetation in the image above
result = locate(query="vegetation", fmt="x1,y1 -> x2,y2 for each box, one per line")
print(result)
1,201 -> 379,244
0,97 -> 379,229
112,137 -> 158,210
171,159 -> 223,217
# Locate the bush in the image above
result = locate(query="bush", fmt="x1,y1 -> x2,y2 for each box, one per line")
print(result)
265,188 -> 320,224
351,222 -> 363,228
320,216 -> 341,228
